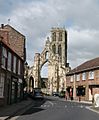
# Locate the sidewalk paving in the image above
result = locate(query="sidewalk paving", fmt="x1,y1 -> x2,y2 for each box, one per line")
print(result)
0,98 -> 35,120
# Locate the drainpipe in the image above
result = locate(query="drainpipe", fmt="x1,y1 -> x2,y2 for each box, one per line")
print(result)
73,73 -> 76,100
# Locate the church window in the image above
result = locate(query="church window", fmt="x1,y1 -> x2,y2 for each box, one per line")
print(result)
52,44 -> 56,54
58,45 -> 62,56
59,32 -> 62,41
52,32 -> 56,41
45,51 -> 48,60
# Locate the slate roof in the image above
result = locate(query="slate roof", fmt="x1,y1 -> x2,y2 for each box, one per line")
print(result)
67,57 -> 99,75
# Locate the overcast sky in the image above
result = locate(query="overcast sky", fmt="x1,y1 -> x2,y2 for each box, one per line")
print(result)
0,0 -> 99,73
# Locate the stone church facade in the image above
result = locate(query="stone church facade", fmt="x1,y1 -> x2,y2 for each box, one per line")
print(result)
26,27 -> 70,94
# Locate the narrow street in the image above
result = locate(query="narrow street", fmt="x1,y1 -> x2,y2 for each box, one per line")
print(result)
11,96 -> 99,120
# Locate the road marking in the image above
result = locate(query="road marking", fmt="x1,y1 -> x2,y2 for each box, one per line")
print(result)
9,116 -> 19,120
41,104 -> 51,108
80,105 -> 84,108
65,105 -> 67,108
41,105 -> 43,107
85,106 -> 89,109
47,105 -> 50,107
48,101 -> 54,107
85,106 -> 99,114
0,116 -> 9,120
44,105 -> 46,107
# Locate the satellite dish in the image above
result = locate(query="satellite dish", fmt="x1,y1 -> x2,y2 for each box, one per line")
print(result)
94,94 -> 99,107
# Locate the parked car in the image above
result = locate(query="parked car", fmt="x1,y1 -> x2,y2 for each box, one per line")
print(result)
33,91 -> 44,100
52,92 -> 59,97
59,91 -> 65,98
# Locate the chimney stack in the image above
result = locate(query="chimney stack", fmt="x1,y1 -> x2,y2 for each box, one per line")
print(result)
1,24 -> 4,29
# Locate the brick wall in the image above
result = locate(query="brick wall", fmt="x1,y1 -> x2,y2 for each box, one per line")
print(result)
0,24 -> 26,61
4,25 -> 26,60
0,29 -> 9,44
93,88 -> 99,95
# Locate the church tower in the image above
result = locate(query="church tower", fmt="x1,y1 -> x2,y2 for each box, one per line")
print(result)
51,27 -> 67,67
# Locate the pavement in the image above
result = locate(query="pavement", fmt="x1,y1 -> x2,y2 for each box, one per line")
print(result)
0,97 -> 99,120
0,98 -> 35,120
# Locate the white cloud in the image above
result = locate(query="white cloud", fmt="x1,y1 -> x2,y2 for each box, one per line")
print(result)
68,28 -> 99,68
0,0 -> 99,70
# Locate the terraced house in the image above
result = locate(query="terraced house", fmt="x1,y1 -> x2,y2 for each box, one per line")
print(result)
66,57 -> 99,101
0,24 -> 26,106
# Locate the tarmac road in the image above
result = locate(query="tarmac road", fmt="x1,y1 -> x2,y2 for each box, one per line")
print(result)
11,96 -> 99,120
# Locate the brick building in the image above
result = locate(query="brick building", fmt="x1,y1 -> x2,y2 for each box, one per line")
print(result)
0,24 -> 26,106
0,24 -> 26,61
66,57 -> 99,101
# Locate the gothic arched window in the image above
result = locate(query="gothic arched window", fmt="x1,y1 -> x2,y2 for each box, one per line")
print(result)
52,32 -> 56,41
58,32 -> 62,41
29,76 -> 34,89
52,44 -> 56,54
45,51 -> 48,60
58,45 -> 62,56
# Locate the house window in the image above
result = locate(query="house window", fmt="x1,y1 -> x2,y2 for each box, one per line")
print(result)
2,47 -> 7,69
18,60 -> 21,75
13,56 -> 17,73
76,74 -> 80,81
0,73 -> 5,98
70,76 -> 74,82
89,71 -> 94,79
17,82 -> 21,98
7,52 -> 12,71
82,72 -> 86,80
